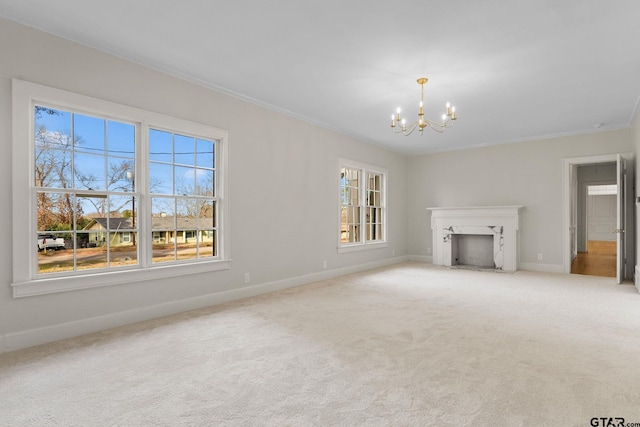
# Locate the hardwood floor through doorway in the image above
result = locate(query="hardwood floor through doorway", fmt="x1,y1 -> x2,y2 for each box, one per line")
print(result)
571,240 -> 616,277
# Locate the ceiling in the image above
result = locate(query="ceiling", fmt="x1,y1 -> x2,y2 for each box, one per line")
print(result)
2,0 -> 640,155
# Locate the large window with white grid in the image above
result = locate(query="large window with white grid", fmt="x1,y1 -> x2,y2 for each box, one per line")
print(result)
11,80 -> 230,297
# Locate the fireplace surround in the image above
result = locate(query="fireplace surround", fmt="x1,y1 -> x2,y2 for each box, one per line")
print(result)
428,206 -> 523,272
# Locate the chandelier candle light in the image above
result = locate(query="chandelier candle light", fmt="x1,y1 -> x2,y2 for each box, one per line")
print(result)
391,77 -> 457,136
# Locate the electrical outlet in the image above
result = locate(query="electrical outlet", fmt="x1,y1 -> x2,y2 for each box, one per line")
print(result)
537,253 -> 543,261
244,273 -> 250,283
323,260 -> 327,269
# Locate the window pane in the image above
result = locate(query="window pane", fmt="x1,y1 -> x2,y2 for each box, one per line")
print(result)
149,128 -> 173,163
34,107 -> 74,190
107,120 -> 135,159
176,198 -> 198,261
108,158 -> 135,192
110,231 -> 137,266
367,173 -> 381,192
76,247 -> 108,271
177,198 -> 198,227
74,114 -> 105,155
195,168 -> 214,196
35,107 -> 72,149
346,206 -> 361,243
152,197 -> 176,264
75,152 -> 105,190
109,195 -> 136,231
374,207 -> 382,223
37,231 -> 72,274
76,231 -> 93,249
340,206 -> 347,243
199,230 -> 216,258
37,192 -> 74,232
35,147 -> 72,189
196,138 -> 215,168
153,236 -> 176,263
74,230 -> 103,270
348,225 -> 359,243
177,229 -> 198,261
150,162 -> 173,194
366,206 -> 383,242
346,188 -> 354,206
152,197 -> 175,221
174,134 -> 195,166
198,201 -> 215,229
76,195 -> 107,230
349,206 -> 360,224
175,166 -> 195,195
345,168 -> 359,185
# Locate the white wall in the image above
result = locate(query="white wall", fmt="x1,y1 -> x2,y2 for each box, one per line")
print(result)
0,18 -> 408,351
407,130 -> 633,272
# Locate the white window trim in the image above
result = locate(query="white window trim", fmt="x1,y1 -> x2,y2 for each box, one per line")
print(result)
337,158 -> 388,254
11,79 -> 231,298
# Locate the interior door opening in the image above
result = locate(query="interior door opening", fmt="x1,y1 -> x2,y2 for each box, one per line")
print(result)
571,182 -> 617,277
562,153 -> 634,284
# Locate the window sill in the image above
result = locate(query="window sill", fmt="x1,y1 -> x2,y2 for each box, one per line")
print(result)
12,259 -> 232,298
337,242 -> 388,254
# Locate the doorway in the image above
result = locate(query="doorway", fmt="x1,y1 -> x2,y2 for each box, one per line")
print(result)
571,178 -> 617,277
562,153 -> 634,283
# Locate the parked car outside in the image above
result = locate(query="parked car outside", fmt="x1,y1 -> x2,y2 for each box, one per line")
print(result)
37,234 -> 65,251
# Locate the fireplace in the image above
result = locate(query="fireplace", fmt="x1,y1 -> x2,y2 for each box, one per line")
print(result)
427,206 -> 522,272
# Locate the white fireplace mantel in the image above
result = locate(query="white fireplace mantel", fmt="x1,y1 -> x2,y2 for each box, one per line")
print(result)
427,206 -> 523,272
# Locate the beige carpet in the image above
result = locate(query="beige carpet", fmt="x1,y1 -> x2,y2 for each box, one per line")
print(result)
1,262 -> 640,426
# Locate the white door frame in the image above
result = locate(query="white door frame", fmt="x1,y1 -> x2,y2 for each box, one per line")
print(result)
562,152 -> 633,278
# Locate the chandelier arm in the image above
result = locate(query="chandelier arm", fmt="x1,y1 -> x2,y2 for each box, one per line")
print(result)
402,122 -> 419,136
391,121 -> 418,134
425,117 -> 456,132
425,121 -> 446,133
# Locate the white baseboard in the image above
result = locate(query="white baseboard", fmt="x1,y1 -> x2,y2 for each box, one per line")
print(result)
1,256 -> 410,354
519,263 -> 564,273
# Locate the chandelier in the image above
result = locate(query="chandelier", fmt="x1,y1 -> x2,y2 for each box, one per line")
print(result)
390,77 -> 457,136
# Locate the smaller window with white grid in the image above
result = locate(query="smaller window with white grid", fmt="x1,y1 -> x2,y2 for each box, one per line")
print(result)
338,159 -> 387,252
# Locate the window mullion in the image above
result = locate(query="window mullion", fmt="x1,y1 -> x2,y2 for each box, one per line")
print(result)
359,168 -> 366,244
138,121 -> 149,269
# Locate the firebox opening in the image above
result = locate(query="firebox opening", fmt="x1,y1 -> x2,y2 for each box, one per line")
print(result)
451,234 -> 494,269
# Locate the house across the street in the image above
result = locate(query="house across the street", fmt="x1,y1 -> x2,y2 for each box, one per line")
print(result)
82,217 -> 214,247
